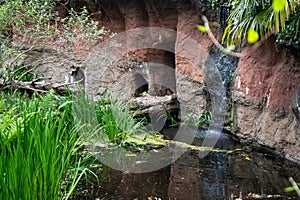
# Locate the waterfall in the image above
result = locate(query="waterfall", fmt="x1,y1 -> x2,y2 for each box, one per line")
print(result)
196,46 -> 239,155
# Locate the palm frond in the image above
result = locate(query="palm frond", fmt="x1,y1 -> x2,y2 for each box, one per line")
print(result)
223,0 -> 300,46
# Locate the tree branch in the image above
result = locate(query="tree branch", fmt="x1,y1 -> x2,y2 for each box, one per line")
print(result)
202,15 -> 241,58
0,79 -> 83,94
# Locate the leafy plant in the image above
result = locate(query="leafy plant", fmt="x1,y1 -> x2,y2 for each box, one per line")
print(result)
62,7 -> 105,41
222,0 -> 300,46
0,0 -> 110,90
276,6 -> 300,48
211,0 -> 228,10
0,93 -> 21,141
95,96 -> 145,144
166,112 -> 179,127
11,64 -> 37,81
73,92 -> 146,145
182,111 -> 213,128
196,111 -> 212,127
0,91 -> 94,200
0,0 -> 22,36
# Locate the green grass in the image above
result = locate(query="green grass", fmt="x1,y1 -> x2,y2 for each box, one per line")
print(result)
95,97 -> 145,144
0,90 -> 152,200
0,91 -> 92,200
73,92 -> 146,145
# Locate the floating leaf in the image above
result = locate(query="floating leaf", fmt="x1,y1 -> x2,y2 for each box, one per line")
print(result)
247,29 -> 259,44
272,0 -> 286,11
197,25 -> 207,32
125,153 -> 136,157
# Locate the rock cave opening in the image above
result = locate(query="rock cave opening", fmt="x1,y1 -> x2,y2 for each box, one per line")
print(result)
132,50 -> 176,97
134,73 -> 149,97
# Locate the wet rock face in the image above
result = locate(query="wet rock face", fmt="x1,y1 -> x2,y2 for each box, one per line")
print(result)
233,38 -> 300,163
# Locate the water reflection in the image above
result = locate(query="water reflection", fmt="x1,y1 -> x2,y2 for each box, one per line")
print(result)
88,129 -> 300,200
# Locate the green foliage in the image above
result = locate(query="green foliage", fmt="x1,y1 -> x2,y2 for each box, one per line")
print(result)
222,0 -> 300,47
0,93 -> 21,141
285,177 -> 300,197
140,91 -> 148,97
95,96 -> 145,144
166,112 -> 179,127
276,6 -> 300,48
0,0 -> 56,39
12,64 -> 37,81
0,0 -> 107,43
285,185 -> 300,192
196,111 -> 212,127
211,0 -> 226,10
0,91 -> 93,200
183,111 -> 213,128
0,60 -> 38,91
0,0 -> 21,36
0,0 -> 110,89
59,6 -> 106,48
73,92 -> 146,145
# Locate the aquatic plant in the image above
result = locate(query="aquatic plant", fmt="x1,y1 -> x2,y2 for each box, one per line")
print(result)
95,96 -> 146,144
196,111 -> 212,128
0,91 -> 92,200
182,111 -> 212,128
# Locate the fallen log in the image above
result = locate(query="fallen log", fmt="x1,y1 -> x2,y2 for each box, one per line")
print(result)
0,78 -> 82,94
131,95 -> 179,116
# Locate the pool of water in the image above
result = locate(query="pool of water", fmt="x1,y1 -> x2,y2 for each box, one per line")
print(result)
76,128 -> 300,200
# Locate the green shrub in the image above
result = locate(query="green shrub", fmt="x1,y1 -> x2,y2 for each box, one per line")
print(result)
276,7 -> 300,48
0,0 -> 110,89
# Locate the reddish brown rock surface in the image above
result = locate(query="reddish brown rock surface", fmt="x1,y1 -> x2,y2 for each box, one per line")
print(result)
233,38 -> 300,163
67,0 -> 216,80
79,0 -> 217,115
235,38 -> 300,110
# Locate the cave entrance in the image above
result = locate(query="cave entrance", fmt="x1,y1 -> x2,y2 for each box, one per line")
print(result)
134,73 -> 149,97
133,50 -> 176,97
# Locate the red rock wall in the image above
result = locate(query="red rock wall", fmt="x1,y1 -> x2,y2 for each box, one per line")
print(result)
89,0 -> 217,102
235,38 -> 300,110
67,0 -> 216,73
233,38 -> 300,163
